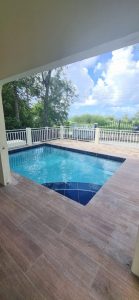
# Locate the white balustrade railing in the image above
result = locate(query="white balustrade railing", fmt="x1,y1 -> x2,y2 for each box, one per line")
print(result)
6,126 -> 139,148
31,127 -> 60,143
6,129 -> 27,148
63,127 -> 95,141
99,129 -> 139,145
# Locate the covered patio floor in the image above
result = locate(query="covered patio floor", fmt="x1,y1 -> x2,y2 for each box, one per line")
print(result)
0,141 -> 139,299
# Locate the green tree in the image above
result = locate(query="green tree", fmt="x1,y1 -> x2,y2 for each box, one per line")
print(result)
31,101 -> 44,127
41,70 -> 52,126
2,76 -> 40,129
70,114 -> 115,126
2,68 -> 77,129
133,111 -> 139,125
2,82 -> 20,129
32,68 -> 77,127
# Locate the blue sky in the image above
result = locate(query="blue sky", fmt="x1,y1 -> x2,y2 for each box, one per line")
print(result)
65,44 -> 139,118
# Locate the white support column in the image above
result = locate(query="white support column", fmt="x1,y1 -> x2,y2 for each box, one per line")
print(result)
60,125 -> 64,139
95,128 -> 100,144
0,86 -> 11,185
131,227 -> 139,277
26,128 -> 32,146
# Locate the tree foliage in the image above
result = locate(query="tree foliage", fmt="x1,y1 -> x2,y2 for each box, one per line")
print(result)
2,68 -> 77,129
2,81 -> 32,129
133,111 -> 139,125
70,114 -> 115,126
70,113 -> 139,128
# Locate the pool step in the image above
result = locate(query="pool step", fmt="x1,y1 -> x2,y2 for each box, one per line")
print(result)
42,182 -> 102,205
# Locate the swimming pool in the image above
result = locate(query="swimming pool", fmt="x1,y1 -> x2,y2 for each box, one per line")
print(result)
9,145 -> 124,205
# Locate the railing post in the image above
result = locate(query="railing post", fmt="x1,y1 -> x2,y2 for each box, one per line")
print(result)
26,128 -> 32,146
95,128 -> 100,144
45,127 -> 48,141
131,227 -> 139,277
60,126 -> 64,139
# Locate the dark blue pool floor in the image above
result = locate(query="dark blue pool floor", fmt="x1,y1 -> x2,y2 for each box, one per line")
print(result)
42,182 -> 102,205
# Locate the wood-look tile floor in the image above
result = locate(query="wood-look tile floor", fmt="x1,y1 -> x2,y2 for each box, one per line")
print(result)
0,141 -> 139,299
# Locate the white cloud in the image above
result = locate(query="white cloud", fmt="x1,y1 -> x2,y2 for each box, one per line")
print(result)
64,56 -> 98,110
91,46 -> 139,112
65,45 -> 139,116
77,95 -> 97,107
94,62 -> 102,73
80,56 -> 98,68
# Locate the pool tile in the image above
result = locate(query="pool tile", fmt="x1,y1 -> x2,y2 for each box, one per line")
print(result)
64,190 -> 79,203
53,182 -> 66,189
78,190 -> 96,205
42,181 -> 101,205
65,182 -> 78,189
55,189 -> 65,196
88,183 -> 102,192
77,182 -> 101,192
43,183 -> 54,189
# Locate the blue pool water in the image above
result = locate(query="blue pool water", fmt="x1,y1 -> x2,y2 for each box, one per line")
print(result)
9,145 -> 123,205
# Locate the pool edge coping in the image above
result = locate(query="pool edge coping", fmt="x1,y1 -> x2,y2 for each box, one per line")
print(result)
8,142 -> 126,163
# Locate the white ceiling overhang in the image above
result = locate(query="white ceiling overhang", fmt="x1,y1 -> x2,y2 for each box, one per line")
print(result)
1,0 -> 139,84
